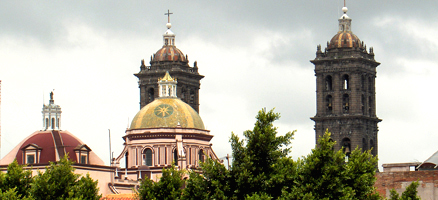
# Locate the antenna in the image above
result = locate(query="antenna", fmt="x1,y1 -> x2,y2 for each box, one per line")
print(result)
109,129 -> 112,165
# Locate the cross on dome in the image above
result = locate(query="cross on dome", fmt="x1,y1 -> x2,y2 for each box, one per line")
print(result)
163,10 -> 176,46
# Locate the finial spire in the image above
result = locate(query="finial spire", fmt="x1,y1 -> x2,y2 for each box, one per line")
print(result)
165,9 -> 173,23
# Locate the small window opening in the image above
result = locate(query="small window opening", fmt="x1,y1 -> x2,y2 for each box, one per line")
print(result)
143,149 -> 153,166
45,118 -> 49,129
342,75 -> 349,90
342,94 -> 349,113
81,155 -> 87,164
51,118 -> 55,129
190,90 -> 195,104
342,138 -> 351,159
165,39 -> 168,45
370,140 -> 376,155
368,96 -> 372,116
361,75 -> 365,90
199,150 -> 204,163
147,88 -> 154,103
326,95 -> 333,113
361,95 -> 365,114
27,155 -> 35,164
173,149 -> 178,166
325,76 -> 332,91
362,138 -> 368,151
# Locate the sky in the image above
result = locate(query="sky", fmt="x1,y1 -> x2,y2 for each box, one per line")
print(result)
1,0 -> 438,170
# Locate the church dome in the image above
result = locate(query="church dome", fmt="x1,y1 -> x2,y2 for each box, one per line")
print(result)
328,31 -> 362,49
130,97 -> 205,130
152,46 -> 186,62
0,130 -> 104,165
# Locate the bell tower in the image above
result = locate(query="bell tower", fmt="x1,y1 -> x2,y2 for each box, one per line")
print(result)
310,5 -> 381,157
135,10 -> 204,113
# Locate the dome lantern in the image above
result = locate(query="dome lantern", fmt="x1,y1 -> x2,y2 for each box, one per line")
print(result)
158,71 -> 177,98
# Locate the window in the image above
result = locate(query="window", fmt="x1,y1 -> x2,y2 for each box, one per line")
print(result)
342,74 -> 349,90
368,96 -> 372,116
143,148 -> 153,166
45,118 -> 49,129
362,138 -> 368,151
341,138 -> 351,158
173,149 -> 178,166
81,155 -> 87,164
27,155 -> 35,164
342,94 -> 349,113
189,90 -> 195,104
361,75 -> 365,90
51,118 -> 55,129
326,95 -> 333,113
361,95 -> 365,114
370,140 -> 376,155
147,88 -> 155,103
198,150 -> 204,163
325,76 -> 332,91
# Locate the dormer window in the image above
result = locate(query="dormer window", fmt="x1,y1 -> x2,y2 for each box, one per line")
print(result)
74,144 -> 92,164
21,143 -> 42,165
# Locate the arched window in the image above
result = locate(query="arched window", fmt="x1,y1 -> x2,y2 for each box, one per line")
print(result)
341,138 -> 351,157
342,74 -> 349,90
125,152 -> 129,168
198,149 -> 204,163
361,95 -> 365,114
143,148 -> 153,166
173,149 -> 178,166
147,88 -> 154,103
325,75 -> 332,91
342,94 -> 349,113
51,118 -> 55,129
45,118 -> 49,129
370,140 -> 376,155
325,95 -> 333,113
362,138 -> 368,151
189,89 -> 195,104
368,77 -> 372,91
181,87 -> 186,102
368,96 -> 373,116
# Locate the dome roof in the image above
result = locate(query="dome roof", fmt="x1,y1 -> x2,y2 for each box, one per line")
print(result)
130,97 -> 204,130
0,130 -> 104,165
328,31 -> 362,49
153,46 -> 186,62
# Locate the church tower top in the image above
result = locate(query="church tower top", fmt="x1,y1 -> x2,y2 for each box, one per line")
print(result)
163,9 -> 175,47
42,91 -> 62,130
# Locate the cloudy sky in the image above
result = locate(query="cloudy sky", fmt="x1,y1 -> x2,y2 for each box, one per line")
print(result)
1,0 -> 438,170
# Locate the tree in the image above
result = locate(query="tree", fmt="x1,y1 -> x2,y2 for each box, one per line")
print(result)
389,181 -> 420,200
138,163 -> 185,200
229,108 -> 295,199
282,131 -> 380,200
30,155 -> 101,200
182,158 -> 230,200
0,160 -> 33,198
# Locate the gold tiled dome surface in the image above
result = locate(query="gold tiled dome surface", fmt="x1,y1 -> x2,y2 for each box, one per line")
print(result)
153,46 -> 186,62
328,32 -> 362,49
130,98 -> 204,130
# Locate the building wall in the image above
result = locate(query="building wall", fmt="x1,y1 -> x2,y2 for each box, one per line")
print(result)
375,171 -> 438,199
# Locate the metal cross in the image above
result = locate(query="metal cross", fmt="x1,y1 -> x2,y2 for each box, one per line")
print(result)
165,9 -> 173,23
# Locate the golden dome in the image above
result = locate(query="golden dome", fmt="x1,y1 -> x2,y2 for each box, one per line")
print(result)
130,97 -> 204,130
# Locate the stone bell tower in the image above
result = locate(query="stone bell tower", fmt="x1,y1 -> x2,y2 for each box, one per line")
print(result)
310,5 -> 381,157
135,11 -> 204,113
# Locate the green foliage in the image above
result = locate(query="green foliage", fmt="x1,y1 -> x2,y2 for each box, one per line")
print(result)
230,108 -> 295,199
30,155 -> 101,200
389,181 -> 420,200
285,130 -> 380,200
0,160 -> 33,197
138,163 -> 185,200
182,158 -> 230,200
